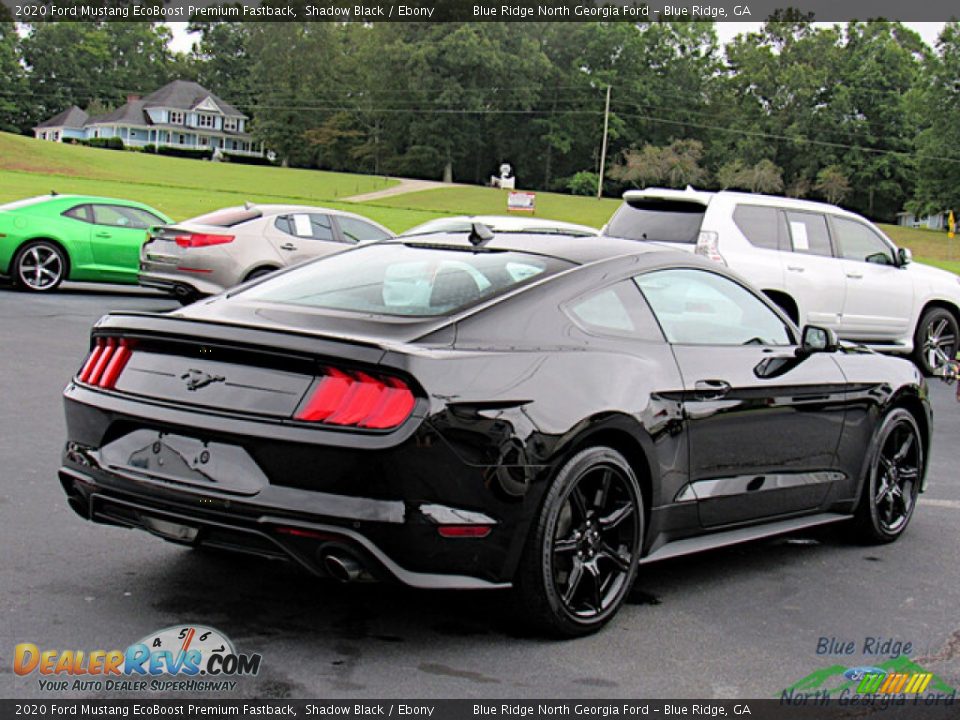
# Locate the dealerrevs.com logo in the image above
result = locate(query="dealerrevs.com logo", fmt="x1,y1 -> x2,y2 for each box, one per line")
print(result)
14,625 -> 262,692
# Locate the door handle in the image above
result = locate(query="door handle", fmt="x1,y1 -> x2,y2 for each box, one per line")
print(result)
846,272 -> 863,279
694,379 -> 731,400
279,243 -> 297,251
95,231 -> 111,238
786,265 -> 805,273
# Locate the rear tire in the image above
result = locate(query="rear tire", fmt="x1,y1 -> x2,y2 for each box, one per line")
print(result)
245,267 -> 276,283
13,240 -> 67,292
850,408 -> 923,544
514,446 -> 643,637
913,307 -> 958,376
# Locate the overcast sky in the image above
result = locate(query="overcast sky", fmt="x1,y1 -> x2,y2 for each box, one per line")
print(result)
165,21 -> 948,54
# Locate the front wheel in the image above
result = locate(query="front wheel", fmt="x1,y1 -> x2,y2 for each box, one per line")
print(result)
851,408 -> 923,544
514,446 -> 644,637
913,307 -> 958,376
14,240 -> 67,292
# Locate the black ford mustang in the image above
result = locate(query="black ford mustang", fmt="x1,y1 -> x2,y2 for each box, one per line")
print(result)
60,231 -> 931,636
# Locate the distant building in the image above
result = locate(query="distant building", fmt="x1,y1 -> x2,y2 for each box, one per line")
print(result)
896,210 -> 951,231
33,80 -> 263,157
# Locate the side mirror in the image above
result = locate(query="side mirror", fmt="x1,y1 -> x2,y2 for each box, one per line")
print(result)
898,247 -> 912,266
801,325 -> 839,353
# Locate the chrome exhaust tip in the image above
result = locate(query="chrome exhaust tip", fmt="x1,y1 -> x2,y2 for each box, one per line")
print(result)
322,552 -> 363,582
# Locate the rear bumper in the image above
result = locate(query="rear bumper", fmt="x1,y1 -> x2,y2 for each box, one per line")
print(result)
59,466 -> 507,590
138,269 -> 225,298
60,385 -> 527,589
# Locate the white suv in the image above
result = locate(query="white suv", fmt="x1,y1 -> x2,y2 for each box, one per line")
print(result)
603,187 -> 960,374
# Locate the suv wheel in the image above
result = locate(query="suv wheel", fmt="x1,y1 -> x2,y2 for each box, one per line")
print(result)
913,307 -> 958,375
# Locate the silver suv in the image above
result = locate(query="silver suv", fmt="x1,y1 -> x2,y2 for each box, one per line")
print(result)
604,187 -> 960,374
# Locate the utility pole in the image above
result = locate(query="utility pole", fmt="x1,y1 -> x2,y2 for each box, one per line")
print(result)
597,85 -> 611,200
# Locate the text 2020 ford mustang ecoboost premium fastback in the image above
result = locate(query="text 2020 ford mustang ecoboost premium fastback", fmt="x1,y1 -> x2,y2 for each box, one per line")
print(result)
59,230 -> 931,636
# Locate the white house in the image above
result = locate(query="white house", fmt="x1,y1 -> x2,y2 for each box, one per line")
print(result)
896,210 -> 952,231
33,80 -> 263,157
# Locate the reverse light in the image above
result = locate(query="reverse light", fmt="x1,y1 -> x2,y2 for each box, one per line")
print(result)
174,233 -> 234,248
695,230 -> 726,266
77,337 -> 135,389
295,367 -> 416,429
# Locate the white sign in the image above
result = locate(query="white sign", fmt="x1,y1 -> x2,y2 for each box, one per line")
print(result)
292,214 -> 313,237
507,191 -> 536,213
789,221 -> 809,250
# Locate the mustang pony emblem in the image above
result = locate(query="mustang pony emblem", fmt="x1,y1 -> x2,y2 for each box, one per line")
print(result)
180,368 -> 226,392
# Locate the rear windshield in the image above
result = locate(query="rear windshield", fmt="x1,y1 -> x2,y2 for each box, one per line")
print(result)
403,218 -> 595,238
239,243 -> 573,317
605,199 -> 706,243
186,207 -> 262,227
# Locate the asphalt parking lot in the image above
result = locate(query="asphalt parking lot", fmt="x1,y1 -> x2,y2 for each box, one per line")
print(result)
1,283 -> 959,700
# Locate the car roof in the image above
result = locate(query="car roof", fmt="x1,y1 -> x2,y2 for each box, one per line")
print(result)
622,187 -> 864,218
394,231 -> 676,266
402,214 -> 598,235
0,194 -> 167,216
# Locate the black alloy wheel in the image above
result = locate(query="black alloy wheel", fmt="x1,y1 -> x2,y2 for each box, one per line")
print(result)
852,408 -> 923,544
515,446 -> 643,637
913,307 -> 959,376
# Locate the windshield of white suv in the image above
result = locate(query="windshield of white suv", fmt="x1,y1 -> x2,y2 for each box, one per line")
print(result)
606,199 -> 706,243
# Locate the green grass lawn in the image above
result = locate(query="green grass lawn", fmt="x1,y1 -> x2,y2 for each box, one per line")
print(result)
0,167 -> 437,232
878,223 -> 960,274
3,131 -> 957,270
0,130 -> 396,200
374,185 -> 621,228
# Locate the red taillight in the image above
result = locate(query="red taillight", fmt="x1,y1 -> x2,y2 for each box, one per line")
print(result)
295,367 -> 416,430
174,233 -> 234,248
77,337 -> 135,390
437,525 -> 492,538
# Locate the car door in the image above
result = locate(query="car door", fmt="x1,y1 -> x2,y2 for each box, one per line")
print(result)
830,216 -> 913,341
89,205 -> 163,279
267,212 -> 343,266
634,268 -> 850,528
781,210 -> 847,332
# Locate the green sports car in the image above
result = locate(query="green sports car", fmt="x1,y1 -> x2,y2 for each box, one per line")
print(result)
0,194 -> 172,292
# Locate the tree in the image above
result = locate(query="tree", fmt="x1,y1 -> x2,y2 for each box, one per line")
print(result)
717,158 -> 784,193
0,21 -> 26,133
20,22 -> 180,129
187,23 -> 253,106
815,165 -> 852,205
912,22 -> 960,216
608,139 -> 707,189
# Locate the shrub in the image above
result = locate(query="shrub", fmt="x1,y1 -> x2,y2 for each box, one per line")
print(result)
156,145 -> 214,160
566,171 -> 600,196
78,137 -> 125,151
220,151 -> 273,166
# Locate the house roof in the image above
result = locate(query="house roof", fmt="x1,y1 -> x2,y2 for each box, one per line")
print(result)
87,100 -> 148,126
37,80 -> 248,131
142,80 -> 245,118
34,106 -> 88,130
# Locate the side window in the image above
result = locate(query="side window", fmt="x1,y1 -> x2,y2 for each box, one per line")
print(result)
91,205 -> 157,230
832,217 -> 895,265
785,211 -> 833,257
733,205 -> 787,251
63,205 -> 92,223
275,214 -> 335,241
337,216 -> 391,244
635,269 -> 792,346
566,280 -> 663,341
